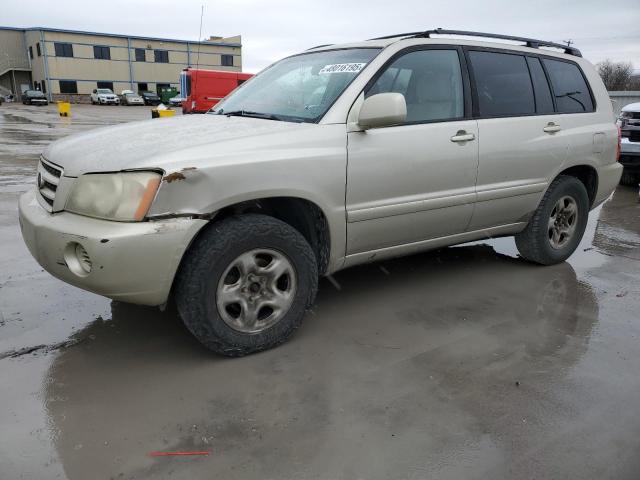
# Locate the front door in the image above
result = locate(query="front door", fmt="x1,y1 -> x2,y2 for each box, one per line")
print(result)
346,47 -> 478,255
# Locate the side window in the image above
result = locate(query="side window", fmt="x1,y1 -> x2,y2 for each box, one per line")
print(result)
366,49 -> 464,123
468,51 -> 535,117
542,59 -> 594,113
526,57 -> 554,114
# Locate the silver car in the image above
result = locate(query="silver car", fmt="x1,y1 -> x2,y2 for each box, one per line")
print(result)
120,90 -> 145,106
19,29 -> 622,356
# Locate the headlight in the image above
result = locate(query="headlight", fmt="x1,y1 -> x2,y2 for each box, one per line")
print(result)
65,171 -> 161,221
620,112 -> 632,119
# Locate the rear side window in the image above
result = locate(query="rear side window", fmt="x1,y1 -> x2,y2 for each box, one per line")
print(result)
367,49 -> 464,123
542,59 -> 594,113
468,51 -> 535,117
526,57 -> 554,114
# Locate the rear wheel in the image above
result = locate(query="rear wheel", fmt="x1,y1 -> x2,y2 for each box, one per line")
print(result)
175,214 -> 318,356
515,175 -> 589,265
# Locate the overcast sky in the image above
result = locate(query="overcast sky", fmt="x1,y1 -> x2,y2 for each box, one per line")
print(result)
3,0 -> 640,73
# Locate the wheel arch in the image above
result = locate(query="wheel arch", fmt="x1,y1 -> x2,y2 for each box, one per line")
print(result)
556,164 -> 599,207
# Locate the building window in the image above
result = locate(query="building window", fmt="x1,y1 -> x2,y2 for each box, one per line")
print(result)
41,81 -> 46,94
138,83 -> 148,92
154,50 -> 169,63
135,48 -> 145,62
54,43 -> 74,58
221,54 -> 234,67
36,42 -> 41,57
93,46 -> 111,60
97,81 -> 114,91
156,83 -> 170,92
28,46 -> 33,59
59,80 -> 78,94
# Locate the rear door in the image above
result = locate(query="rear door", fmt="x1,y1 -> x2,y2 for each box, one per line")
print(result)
346,47 -> 478,255
466,49 -> 568,230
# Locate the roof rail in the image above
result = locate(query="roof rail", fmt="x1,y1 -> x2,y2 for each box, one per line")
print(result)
306,44 -> 334,51
371,28 -> 582,57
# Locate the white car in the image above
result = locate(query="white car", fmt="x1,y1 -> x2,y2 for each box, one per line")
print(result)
169,95 -> 184,107
91,88 -> 120,105
617,102 -> 640,185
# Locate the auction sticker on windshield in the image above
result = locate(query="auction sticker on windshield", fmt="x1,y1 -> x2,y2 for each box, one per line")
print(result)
319,63 -> 366,74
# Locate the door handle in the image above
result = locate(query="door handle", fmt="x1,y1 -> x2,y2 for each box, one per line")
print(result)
450,130 -> 476,143
543,122 -> 561,133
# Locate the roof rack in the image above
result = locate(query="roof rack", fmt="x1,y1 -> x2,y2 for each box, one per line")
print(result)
306,44 -> 334,51
370,28 -> 582,57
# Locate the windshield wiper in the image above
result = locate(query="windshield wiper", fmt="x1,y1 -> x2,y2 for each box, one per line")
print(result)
555,91 -> 586,111
221,110 -> 283,121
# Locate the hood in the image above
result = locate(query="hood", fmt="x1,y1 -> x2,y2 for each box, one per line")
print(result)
44,115 -> 314,176
621,102 -> 640,113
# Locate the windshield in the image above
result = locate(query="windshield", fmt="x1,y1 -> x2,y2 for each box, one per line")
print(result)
97,89 -> 113,94
27,91 -> 45,97
212,48 -> 381,122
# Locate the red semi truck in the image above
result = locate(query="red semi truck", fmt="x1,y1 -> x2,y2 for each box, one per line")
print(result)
180,68 -> 253,114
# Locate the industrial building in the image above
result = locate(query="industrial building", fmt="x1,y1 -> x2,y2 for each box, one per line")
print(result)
0,26 -> 242,102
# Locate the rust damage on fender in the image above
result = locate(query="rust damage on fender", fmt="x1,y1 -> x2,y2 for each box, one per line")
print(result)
163,167 -> 198,184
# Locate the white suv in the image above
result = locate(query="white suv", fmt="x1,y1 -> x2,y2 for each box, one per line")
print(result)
617,101 -> 640,185
19,30 -> 622,356
90,88 -> 120,105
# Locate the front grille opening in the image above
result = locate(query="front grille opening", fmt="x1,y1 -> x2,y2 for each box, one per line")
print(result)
41,161 -> 62,178
37,158 -> 63,211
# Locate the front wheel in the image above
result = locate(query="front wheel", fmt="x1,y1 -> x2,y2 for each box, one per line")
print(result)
175,214 -> 318,356
515,175 -> 589,265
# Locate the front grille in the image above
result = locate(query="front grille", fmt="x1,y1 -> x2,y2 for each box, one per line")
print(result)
37,157 -> 63,211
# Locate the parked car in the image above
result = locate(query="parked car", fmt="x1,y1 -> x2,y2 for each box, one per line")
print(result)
140,91 -> 161,106
91,88 -> 120,105
617,102 -> 640,185
19,29 -> 622,356
120,90 -> 145,106
21,90 -> 48,106
169,95 -> 184,107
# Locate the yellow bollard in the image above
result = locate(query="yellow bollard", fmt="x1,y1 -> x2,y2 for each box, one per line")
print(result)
57,101 -> 71,117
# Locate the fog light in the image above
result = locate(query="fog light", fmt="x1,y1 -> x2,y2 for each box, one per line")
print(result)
64,242 -> 92,277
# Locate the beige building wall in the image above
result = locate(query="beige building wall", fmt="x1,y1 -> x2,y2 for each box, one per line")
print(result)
1,26 -> 242,100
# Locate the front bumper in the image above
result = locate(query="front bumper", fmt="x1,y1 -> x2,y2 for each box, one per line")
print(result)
19,189 -> 207,305
99,98 -> 119,104
620,139 -> 640,173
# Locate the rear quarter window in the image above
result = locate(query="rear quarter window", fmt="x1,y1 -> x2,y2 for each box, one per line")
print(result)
542,59 -> 594,113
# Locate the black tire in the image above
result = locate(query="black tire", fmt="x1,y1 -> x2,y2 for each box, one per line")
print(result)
620,170 -> 638,187
515,175 -> 589,265
175,214 -> 318,356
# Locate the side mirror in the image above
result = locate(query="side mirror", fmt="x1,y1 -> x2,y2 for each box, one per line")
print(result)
92,89 -> 97,94
357,92 -> 406,130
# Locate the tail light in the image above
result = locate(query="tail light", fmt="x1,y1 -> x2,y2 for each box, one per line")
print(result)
616,124 -> 622,162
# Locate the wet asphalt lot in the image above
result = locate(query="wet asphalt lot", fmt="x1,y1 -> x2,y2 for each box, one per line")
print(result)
1,103 -> 639,480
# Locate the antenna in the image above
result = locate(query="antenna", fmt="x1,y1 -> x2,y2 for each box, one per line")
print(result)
193,5 -> 204,105
563,39 -> 574,47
